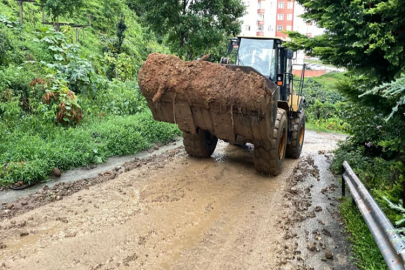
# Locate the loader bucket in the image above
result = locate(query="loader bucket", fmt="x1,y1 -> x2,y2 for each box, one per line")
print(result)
138,53 -> 279,144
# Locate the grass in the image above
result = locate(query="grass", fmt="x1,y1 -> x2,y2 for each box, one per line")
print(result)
306,122 -> 340,133
0,111 -> 181,186
306,120 -> 349,134
339,197 -> 387,270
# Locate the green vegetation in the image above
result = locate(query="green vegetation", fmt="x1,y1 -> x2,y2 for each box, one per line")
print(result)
0,0 -> 184,186
286,0 -> 405,85
131,0 -> 245,61
339,198 -> 387,270
0,111 -> 180,186
300,72 -> 348,133
287,0 -> 405,267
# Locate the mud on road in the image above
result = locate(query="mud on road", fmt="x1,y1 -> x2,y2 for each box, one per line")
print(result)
0,131 -> 352,270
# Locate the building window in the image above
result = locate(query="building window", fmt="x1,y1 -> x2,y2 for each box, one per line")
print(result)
268,25 -> 273,32
278,2 -> 284,9
277,14 -> 284,20
245,25 -> 251,31
286,25 -> 292,31
258,14 -> 264,20
258,25 -> 264,31
277,25 -> 283,32
287,14 -> 292,21
287,2 -> 293,9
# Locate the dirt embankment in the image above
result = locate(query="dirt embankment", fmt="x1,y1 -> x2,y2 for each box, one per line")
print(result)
138,53 -> 273,112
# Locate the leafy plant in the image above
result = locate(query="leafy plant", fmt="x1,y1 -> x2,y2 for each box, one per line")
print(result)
40,79 -> 83,126
35,27 -> 107,97
0,14 -> 19,28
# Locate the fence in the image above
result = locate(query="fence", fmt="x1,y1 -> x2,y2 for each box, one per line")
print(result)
342,161 -> 405,270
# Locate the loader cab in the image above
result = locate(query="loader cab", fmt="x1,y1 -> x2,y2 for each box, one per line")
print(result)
228,36 -> 294,102
224,36 -> 304,112
235,38 -> 278,81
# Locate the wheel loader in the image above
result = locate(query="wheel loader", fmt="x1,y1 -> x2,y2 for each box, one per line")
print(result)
138,36 -> 306,176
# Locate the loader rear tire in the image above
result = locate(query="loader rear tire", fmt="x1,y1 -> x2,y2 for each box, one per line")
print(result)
286,110 -> 305,159
183,129 -> 218,158
253,108 -> 288,176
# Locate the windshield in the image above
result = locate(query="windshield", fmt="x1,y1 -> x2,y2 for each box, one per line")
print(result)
237,38 -> 276,81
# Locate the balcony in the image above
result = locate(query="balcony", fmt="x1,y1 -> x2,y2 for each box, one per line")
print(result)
257,31 -> 264,36
257,9 -> 265,14
257,20 -> 265,26
258,0 -> 265,2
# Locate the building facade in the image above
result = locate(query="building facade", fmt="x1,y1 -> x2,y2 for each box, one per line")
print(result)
238,0 -> 277,37
275,0 -> 294,39
239,0 -> 323,39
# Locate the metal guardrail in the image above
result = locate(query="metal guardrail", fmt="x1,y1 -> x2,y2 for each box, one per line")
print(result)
342,161 -> 405,270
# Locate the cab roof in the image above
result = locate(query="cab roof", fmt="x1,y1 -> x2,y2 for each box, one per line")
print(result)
236,35 -> 286,42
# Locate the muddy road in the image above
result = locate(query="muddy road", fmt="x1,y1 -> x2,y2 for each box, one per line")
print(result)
0,130 -> 351,270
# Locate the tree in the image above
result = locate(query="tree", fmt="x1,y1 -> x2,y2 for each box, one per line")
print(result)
116,16 -> 127,54
38,0 -> 84,21
285,0 -> 405,85
129,0 -> 245,60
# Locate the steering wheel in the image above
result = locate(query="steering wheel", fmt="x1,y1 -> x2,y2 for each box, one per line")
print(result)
239,53 -> 268,75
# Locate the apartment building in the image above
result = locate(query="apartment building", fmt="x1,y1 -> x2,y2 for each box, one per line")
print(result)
238,0 -> 277,37
275,0 -> 294,38
239,0 -> 323,39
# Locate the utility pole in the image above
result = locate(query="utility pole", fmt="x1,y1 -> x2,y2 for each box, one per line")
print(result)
19,0 -> 23,24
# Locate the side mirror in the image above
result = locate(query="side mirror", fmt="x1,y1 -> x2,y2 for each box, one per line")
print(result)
227,41 -> 234,55
287,49 -> 294,59
227,38 -> 239,55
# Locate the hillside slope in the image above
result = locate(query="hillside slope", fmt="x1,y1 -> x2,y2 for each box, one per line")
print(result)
0,0 -> 179,186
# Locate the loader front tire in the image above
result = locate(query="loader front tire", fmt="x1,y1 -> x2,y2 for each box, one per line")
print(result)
286,110 -> 305,159
253,108 -> 288,176
183,129 -> 218,158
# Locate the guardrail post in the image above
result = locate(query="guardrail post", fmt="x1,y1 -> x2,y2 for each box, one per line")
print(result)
403,180 -> 405,208
342,164 -> 345,197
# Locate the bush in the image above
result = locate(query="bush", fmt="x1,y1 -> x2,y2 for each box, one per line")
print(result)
299,72 -> 348,133
332,140 -> 403,223
86,80 -> 146,116
0,111 -> 181,185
